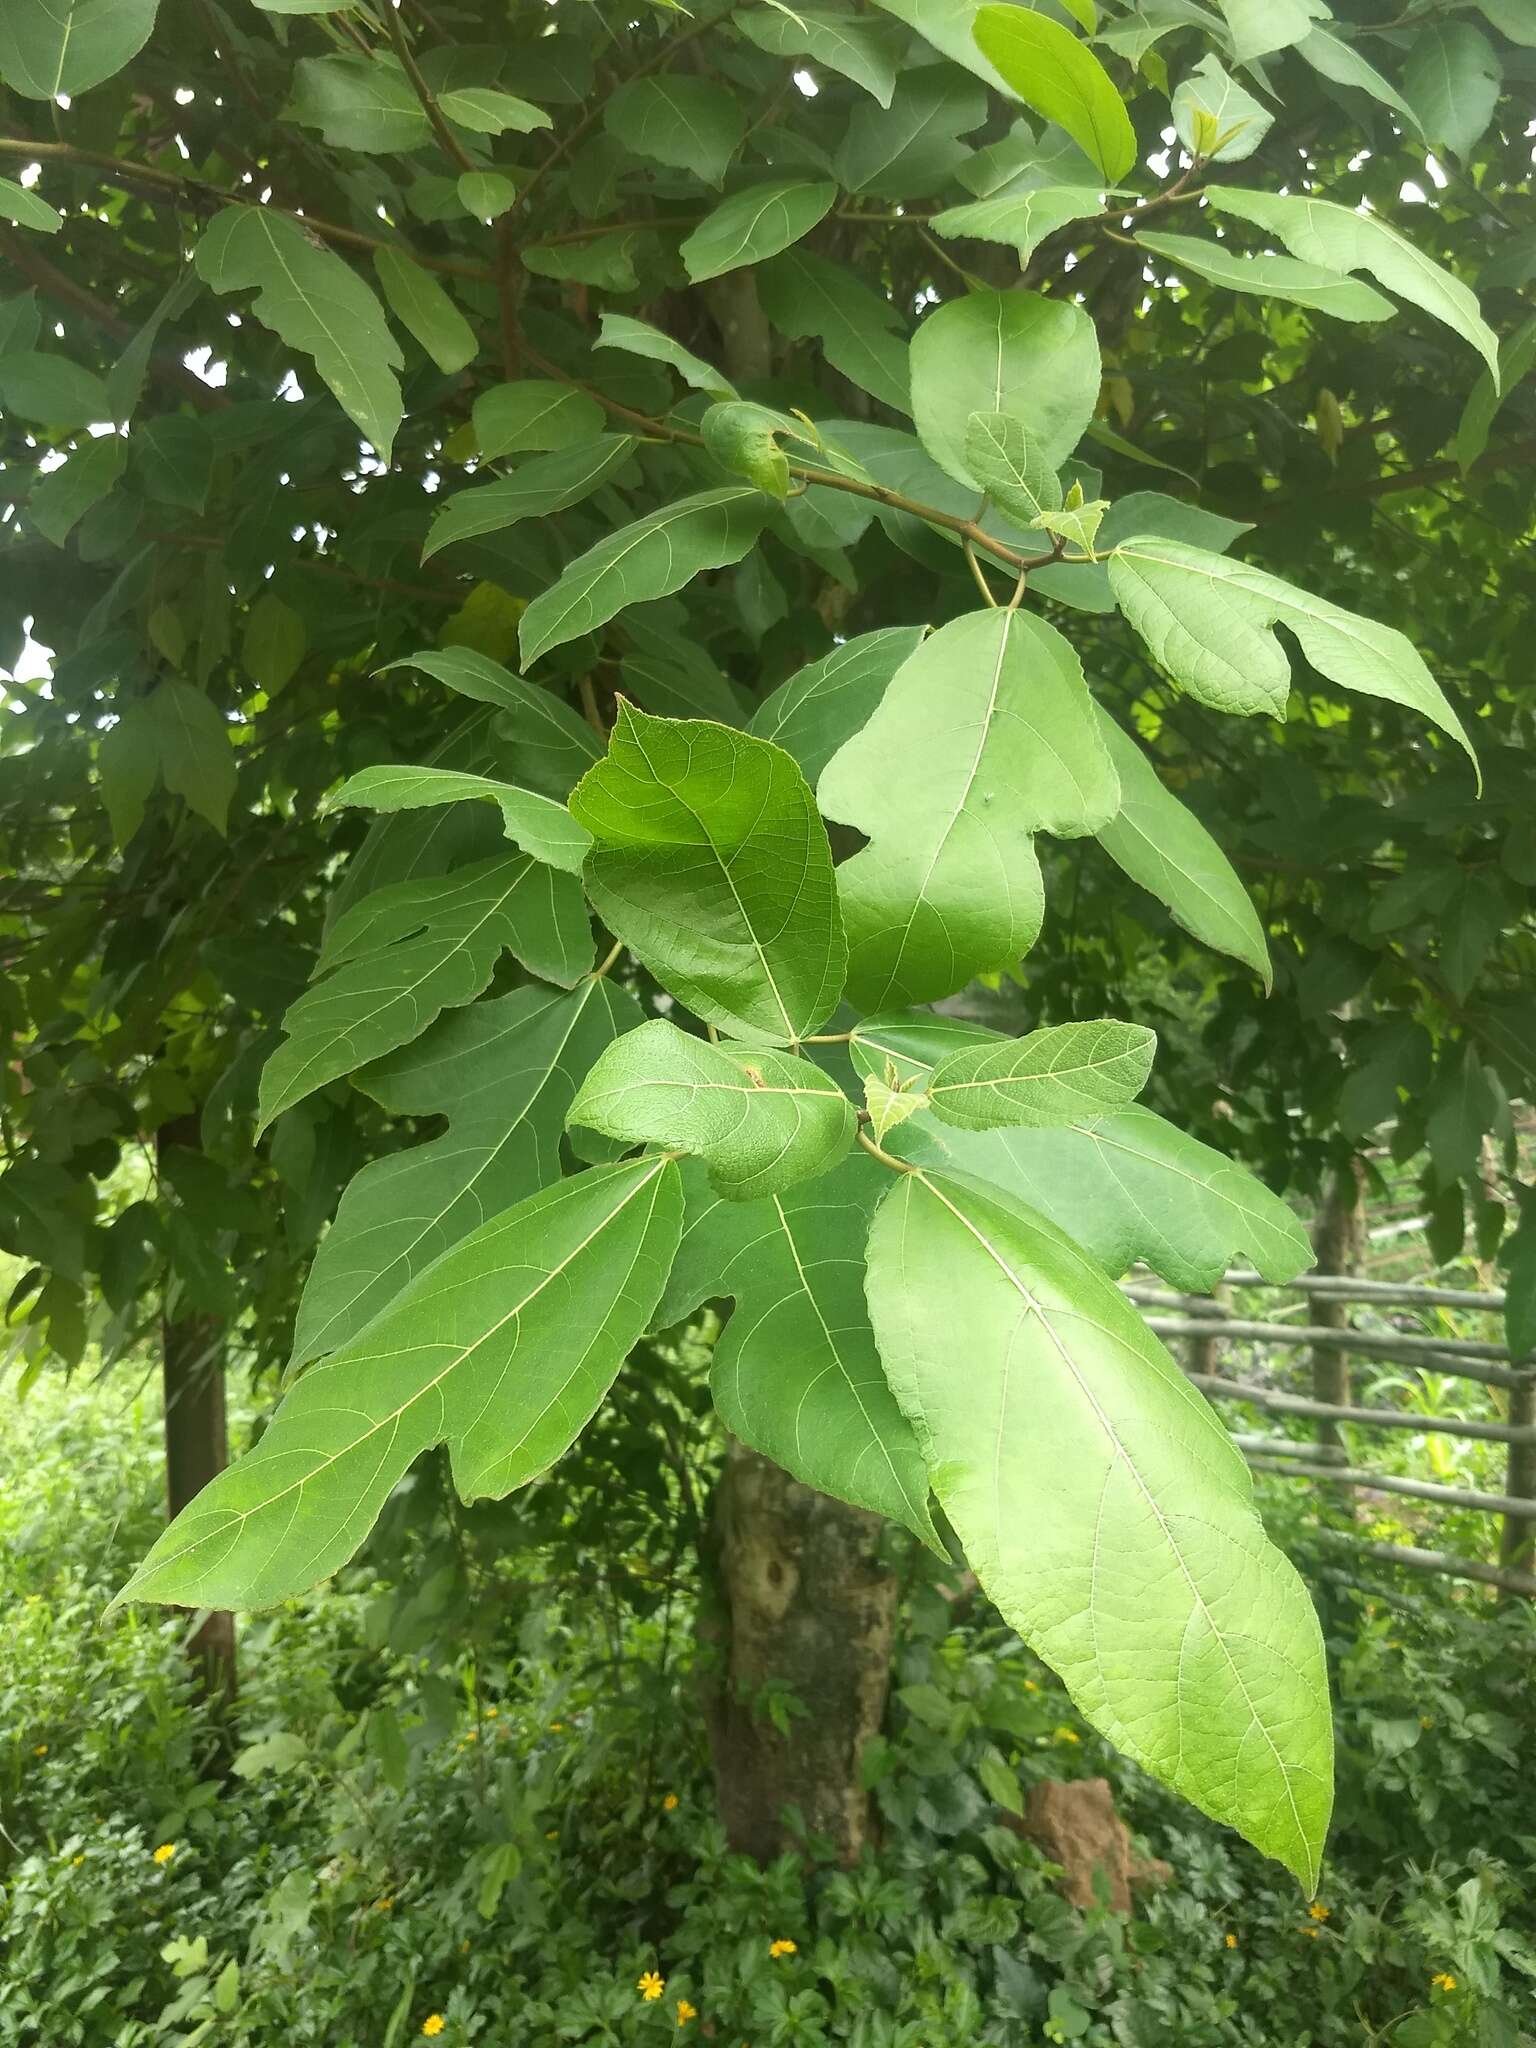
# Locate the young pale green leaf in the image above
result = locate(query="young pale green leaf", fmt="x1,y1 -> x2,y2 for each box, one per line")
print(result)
383,649 -> 601,797
28,435 -> 126,546
964,412 -> 1063,528
1108,535 -> 1479,776
1401,23 -> 1502,162
864,1067 -> 928,1144
436,86 -> 551,135
818,608 -> 1119,1010
929,185 -> 1109,263
459,171 -> 517,224
195,207 -> 403,461
1215,0 -> 1325,63
681,180 -> 838,284
1171,55 -> 1272,162
604,74 -> 746,186
834,64 -> 985,199
1094,709 -> 1271,982
114,1158 -> 683,1612
472,381 -> 607,458
0,176 -> 62,232
285,56 -> 430,152
972,7 -> 1137,183
866,1168 -> 1333,1889
758,250 -> 911,414
926,1020 -> 1156,1131
748,626 -> 926,783
257,854 -> 592,1131
0,0 -> 159,99
1455,314 -> 1536,474
372,249 -> 477,375
422,437 -> 637,561
571,705 -> 846,1045
289,979 -> 638,1368
1136,232 -> 1394,323
1206,187 -> 1499,378
327,765 -> 591,875
734,6 -> 904,105
594,313 -> 738,398
1037,493 -> 1108,555
910,288 -> 1100,491
656,1155 -> 939,1544
519,488 -> 769,666
569,1018 -> 855,1201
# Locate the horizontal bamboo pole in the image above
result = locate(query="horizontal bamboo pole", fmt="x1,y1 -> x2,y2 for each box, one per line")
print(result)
1244,1457 -> 1536,1520
1144,1314 -> 1532,1391
1185,1372 -> 1536,1447
1221,1271 -> 1506,1311
1228,1433 -> 1346,1464
1312,1529 -> 1536,1599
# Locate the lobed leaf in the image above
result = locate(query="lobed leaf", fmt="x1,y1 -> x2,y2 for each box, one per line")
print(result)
328,765 -> 592,874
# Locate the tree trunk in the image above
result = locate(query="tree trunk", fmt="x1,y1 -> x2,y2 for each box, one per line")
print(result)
704,1442 -> 898,1866
157,1118 -> 238,1715
1310,1162 -> 1366,1472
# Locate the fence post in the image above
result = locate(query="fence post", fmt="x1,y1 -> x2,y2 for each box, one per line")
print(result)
1500,1380 -> 1536,1586
1309,1164 -> 1365,1473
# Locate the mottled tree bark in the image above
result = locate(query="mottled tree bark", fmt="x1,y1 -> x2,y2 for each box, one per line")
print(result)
704,1442 -> 898,1866
1310,1162 -> 1366,1471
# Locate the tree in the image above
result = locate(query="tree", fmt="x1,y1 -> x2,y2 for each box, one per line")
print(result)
2,0 -> 1532,1898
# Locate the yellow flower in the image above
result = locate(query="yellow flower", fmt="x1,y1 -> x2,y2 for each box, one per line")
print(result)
463,1729 -> 477,1742
769,1938 -> 797,1958
1053,1725 -> 1080,1745
662,1793 -> 679,1812
549,1720 -> 566,1732
676,2000 -> 697,2027
638,1971 -> 665,2002
33,1743 -> 48,1756
1224,1933 -> 1238,1949
1309,1903 -> 1330,1922
71,1855 -> 85,1868
485,1706 -> 499,1718
152,1843 -> 176,1865
375,1897 -> 394,1911
1420,1715 -> 1434,1729
1301,1926 -> 1322,1939
1023,1680 -> 1039,1693
421,2017 -> 445,2039
545,1830 -> 558,1840
1431,1972 -> 1458,1992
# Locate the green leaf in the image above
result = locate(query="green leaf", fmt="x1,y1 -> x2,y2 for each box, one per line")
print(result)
519,487 -> 769,666
1205,187 -> 1499,378
473,380 -> 607,458
1478,0 -> 1536,45
619,615 -> 747,725
748,625 -> 926,783
972,7 -> 1137,183
98,680 -> 237,843
867,0 -> 1068,99
1171,55 -> 1272,162
257,854 -> 592,1130
1107,535 -> 1479,777
1093,709 -> 1271,982
1455,314 -> 1536,474
0,352 -> 112,427
734,7 -> 904,105
0,176 -> 61,232
681,180 -> 838,284
1136,231 -> 1395,323
910,288 -> 1100,491
929,185 -> 1109,262
1215,0 -> 1324,63
834,64 -> 986,200
656,1155 -> 939,1543
458,172 -> 518,224
964,412 -> 1063,527
818,609 -> 1118,1009
571,1018 -> 855,1200
113,1158 -> 683,1610
701,400 -> 816,498
328,766 -> 592,875
758,250 -> 911,413
926,1020 -> 1155,1130
569,704 -> 846,1045
383,649 -> 601,796
28,434 -> 126,546
1426,1045 -> 1496,1182
1503,1217 -> 1536,1363
866,1167 -> 1333,1887
1296,27 -> 1417,128
422,437 -> 637,561
437,86 -> 551,136
285,56 -> 429,153
0,0 -> 159,99
242,592 -> 307,698
1403,24 -> 1502,159
373,248 -> 477,375
604,74 -> 745,186
290,978 -> 638,1368
979,1751 -> 1025,1816
195,206 -> 403,462
593,313 -> 737,398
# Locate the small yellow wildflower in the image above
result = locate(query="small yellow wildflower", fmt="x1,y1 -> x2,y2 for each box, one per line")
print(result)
545,1829 -> 558,1840
1420,1715 -> 1434,1730
1053,1725 -> 1081,1745
662,1792 -> 680,1812
1224,1933 -> 1238,1949
33,1744 -> 47,1757
375,1897 -> 394,1911
485,1706 -> 499,1718
769,1938 -> 797,1959
1301,1926 -> 1322,1939
638,1971 -> 665,2002
1309,1903 -> 1330,1922
463,1729 -> 477,1742
676,2000 -> 697,2027
1023,1680 -> 1039,1693
1431,1972 -> 1458,1993
421,2017 -> 446,2039
152,1843 -> 176,1865
71,1855 -> 85,1868
549,1720 -> 566,1732
460,1939 -> 471,1955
